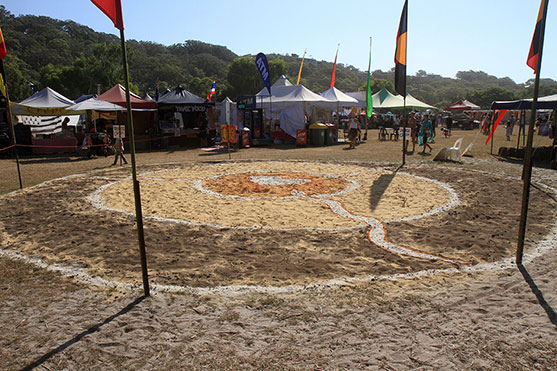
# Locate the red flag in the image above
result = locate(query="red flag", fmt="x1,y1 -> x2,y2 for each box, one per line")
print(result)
91,0 -> 124,30
0,26 -> 7,59
485,109 -> 508,144
330,44 -> 339,89
394,0 -> 408,96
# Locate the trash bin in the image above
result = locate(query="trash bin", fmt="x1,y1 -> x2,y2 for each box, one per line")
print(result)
241,127 -> 250,148
309,123 -> 327,146
325,123 -> 337,145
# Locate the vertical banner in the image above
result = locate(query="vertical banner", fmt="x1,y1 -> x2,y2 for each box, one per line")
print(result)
394,0 -> 408,96
255,53 -> 271,95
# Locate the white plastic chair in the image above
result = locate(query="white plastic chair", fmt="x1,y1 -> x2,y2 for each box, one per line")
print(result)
445,138 -> 463,161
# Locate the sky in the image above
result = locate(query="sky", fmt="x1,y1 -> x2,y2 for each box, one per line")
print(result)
3,0 -> 556,84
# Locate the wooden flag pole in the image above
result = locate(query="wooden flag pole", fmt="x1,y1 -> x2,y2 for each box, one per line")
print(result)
517,0 -> 549,264
0,60 -> 23,189
120,28 -> 150,296
402,96 -> 407,166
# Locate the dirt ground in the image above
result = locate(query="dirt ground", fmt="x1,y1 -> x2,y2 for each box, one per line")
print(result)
1,127 -> 556,370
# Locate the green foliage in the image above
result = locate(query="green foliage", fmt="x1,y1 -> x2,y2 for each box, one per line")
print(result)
2,5 -> 557,107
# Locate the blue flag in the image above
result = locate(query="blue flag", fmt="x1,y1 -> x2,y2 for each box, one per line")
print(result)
255,52 -> 271,95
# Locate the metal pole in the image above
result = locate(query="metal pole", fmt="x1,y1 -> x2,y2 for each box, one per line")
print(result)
0,59 -> 23,189
120,29 -> 150,296
517,0 -> 549,264
490,111 -> 495,155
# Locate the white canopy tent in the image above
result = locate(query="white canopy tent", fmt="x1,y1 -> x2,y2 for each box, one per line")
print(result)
255,77 -> 332,137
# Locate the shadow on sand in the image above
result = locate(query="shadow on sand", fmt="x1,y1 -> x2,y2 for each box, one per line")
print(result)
517,263 -> 557,327
369,166 -> 401,212
22,296 -> 147,370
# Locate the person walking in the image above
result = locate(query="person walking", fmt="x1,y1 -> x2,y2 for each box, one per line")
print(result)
420,114 -> 433,154
112,136 -> 128,165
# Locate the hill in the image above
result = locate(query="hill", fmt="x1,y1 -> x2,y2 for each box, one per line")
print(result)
1,6 -> 557,108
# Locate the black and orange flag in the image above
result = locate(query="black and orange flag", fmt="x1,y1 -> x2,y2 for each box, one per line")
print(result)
527,0 -> 548,73
394,0 -> 408,96
0,26 -> 7,59
91,0 -> 124,30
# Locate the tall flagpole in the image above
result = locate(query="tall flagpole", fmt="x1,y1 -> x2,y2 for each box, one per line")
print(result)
120,28 -> 150,296
0,60 -> 23,189
516,0 -> 549,264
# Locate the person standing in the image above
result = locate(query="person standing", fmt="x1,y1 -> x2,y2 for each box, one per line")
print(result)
348,112 -> 360,149
112,136 -> 128,165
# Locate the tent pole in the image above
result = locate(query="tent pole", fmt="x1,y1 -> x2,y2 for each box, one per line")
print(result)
490,111 -> 495,155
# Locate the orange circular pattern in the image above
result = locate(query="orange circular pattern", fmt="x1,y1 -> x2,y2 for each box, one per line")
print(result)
203,172 -> 351,198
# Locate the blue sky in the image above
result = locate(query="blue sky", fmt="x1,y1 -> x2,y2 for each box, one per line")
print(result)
3,0 -> 556,84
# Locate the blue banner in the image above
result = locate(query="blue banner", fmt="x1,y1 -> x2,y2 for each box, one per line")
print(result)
255,52 -> 271,96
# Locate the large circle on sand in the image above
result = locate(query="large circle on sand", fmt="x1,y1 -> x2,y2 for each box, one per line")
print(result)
1,161 -> 555,293
97,162 -> 453,230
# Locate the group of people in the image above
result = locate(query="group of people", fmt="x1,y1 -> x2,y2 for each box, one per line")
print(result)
403,112 -> 437,154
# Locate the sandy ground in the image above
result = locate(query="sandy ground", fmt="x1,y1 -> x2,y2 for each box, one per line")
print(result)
1,128 -> 556,369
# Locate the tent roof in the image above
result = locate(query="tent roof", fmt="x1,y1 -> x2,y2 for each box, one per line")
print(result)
19,87 -> 74,108
320,87 -> 359,105
404,94 -> 437,110
446,99 -> 480,111
372,88 -> 404,108
157,86 -> 206,105
256,84 -> 329,104
491,94 -> 557,110
68,97 -> 128,112
142,93 -> 155,101
272,75 -> 293,87
221,97 -> 234,103
98,84 -> 157,109
74,94 -> 97,104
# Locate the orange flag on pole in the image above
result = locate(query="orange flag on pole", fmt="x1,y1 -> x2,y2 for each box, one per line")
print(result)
526,0 -> 547,73
91,0 -> 124,30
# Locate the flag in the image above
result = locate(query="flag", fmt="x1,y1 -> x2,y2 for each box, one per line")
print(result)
366,38 -> 373,119
255,53 -> 271,95
330,44 -> 339,89
394,0 -> 408,96
0,26 -> 7,59
527,0 -> 547,73
485,109 -> 507,144
296,50 -> 306,85
91,0 -> 124,30
206,80 -> 216,101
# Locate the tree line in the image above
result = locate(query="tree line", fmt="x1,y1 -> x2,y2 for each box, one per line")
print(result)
1,6 -> 557,109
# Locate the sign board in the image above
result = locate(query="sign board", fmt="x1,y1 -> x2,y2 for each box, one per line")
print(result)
113,125 -> 126,139
296,129 -> 308,145
220,124 -> 237,144
176,105 -> 208,113
236,96 -> 256,110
